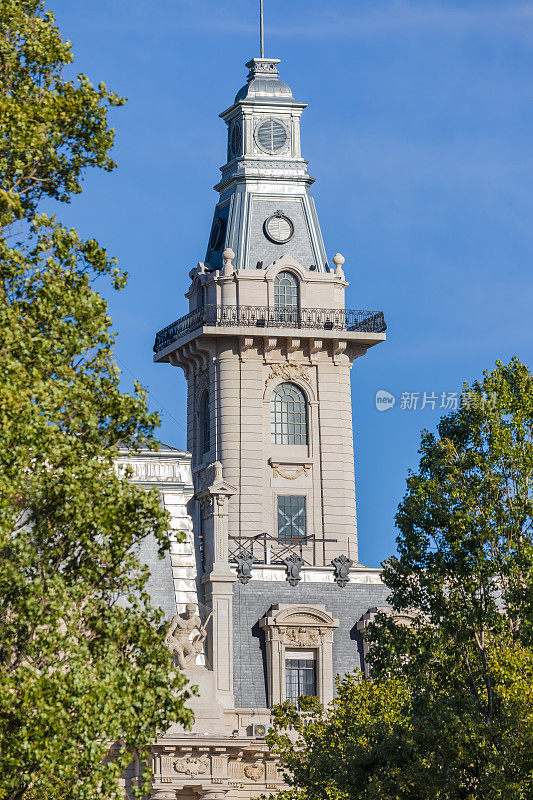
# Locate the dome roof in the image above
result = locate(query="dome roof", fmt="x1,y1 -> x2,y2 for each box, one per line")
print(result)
234,58 -> 294,104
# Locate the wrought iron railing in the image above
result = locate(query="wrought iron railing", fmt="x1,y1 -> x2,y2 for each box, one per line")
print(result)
153,305 -> 386,352
228,532 -> 337,567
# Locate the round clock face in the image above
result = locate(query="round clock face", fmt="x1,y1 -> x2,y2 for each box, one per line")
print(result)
255,118 -> 289,154
264,212 -> 294,244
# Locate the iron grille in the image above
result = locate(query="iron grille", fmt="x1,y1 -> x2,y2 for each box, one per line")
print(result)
153,305 -> 386,353
228,532 -> 337,568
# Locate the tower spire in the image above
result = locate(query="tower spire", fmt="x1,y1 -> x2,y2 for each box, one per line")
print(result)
260,0 -> 264,58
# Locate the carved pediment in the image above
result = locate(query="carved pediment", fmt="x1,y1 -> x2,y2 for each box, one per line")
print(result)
265,363 -> 310,388
260,603 -> 339,632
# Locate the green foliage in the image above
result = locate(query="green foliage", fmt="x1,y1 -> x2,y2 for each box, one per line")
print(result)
0,3 -> 192,799
268,677 -> 413,800
268,359 -> 533,800
0,0 -> 124,226
385,357 -> 533,647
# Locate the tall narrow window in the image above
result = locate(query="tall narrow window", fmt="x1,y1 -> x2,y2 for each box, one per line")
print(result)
195,282 -> 205,310
201,392 -> 210,454
274,271 -> 299,323
271,382 -> 307,445
278,495 -> 307,541
285,651 -> 317,704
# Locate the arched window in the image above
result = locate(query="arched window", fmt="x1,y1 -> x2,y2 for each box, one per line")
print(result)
274,271 -> 299,314
271,382 -> 307,445
201,392 -> 210,454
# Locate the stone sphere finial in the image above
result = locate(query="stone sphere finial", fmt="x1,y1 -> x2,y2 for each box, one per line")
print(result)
222,248 -> 235,275
332,252 -> 345,278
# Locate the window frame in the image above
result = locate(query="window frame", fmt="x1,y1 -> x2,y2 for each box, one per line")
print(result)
259,604 -> 339,708
277,494 -> 307,542
285,651 -> 317,704
274,271 -> 299,323
270,382 -> 308,446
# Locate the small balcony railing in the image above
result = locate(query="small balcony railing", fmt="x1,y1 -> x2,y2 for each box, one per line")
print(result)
153,304 -> 386,353
228,531 -> 337,567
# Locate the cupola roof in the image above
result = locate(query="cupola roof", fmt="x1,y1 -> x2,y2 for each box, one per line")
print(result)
234,58 -> 294,104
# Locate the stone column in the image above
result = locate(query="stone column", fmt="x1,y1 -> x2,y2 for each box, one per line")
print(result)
203,571 -> 235,709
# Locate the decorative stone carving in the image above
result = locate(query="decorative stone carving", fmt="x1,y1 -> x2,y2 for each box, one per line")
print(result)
172,755 -> 209,776
197,461 -> 223,492
287,337 -> 300,355
244,763 -> 264,782
331,554 -> 353,588
332,252 -> 345,279
260,604 -> 340,707
271,463 -> 310,480
266,363 -> 310,387
332,339 -> 347,359
198,494 -> 214,515
280,626 -> 323,647
239,336 -> 254,356
284,553 -> 304,586
264,337 -> 278,356
166,604 -> 214,669
235,552 -> 254,584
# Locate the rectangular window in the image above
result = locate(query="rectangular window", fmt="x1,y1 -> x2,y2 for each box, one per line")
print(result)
277,495 -> 306,541
285,651 -> 317,704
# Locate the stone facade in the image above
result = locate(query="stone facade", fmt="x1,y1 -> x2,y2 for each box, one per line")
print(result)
124,53 -> 390,800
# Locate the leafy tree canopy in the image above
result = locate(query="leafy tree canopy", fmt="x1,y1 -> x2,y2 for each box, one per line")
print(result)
0,0 -> 123,225
0,3 -> 192,799
269,359 -> 533,800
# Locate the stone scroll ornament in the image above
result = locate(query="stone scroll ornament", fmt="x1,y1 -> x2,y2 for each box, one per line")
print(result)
235,551 -> 254,584
331,554 -> 353,588
284,553 -> 304,586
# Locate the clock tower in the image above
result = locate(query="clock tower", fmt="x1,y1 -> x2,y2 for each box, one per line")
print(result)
149,54 -> 389,800
205,57 -> 328,274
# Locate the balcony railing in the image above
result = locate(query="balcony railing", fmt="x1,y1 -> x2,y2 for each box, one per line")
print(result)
153,304 -> 386,353
228,532 -> 337,567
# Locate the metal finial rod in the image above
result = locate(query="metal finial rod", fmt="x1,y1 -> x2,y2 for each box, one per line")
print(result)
260,0 -> 264,58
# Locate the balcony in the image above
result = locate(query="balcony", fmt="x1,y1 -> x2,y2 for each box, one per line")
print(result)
228,532 -> 336,568
153,304 -> 386,353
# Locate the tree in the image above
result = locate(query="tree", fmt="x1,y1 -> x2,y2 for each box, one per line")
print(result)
0,3 -> 192,799
268,359 -> 533,800
0,0 -> 122,226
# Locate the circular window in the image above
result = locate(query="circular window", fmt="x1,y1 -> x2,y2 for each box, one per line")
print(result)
230,123 -> 242,157
210,216 -> 226,251
255,118 -> 289,154
264,212 -> 294,244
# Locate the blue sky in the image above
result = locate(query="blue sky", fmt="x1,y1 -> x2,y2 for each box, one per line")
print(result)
49,0 -> 533,567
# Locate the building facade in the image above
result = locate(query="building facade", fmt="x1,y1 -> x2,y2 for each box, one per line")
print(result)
129,54 -> 390,800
